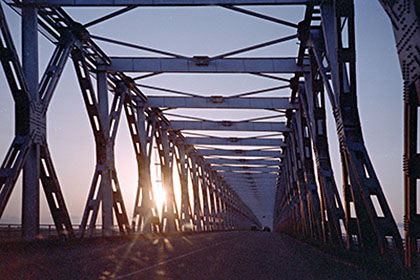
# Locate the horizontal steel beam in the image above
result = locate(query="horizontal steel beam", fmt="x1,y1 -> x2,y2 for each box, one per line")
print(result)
148,96 -> 297,110
226,178 -> 277,182
218,170 -> 278,176
214,166 -> 279,172
32,0 -> 312,6
207,158 -> 281,165
186,136 -> 286,146
222,174 -> 278,180
99,57 -> 308,73
197,149 -> 283,157
226,180 -> 277,184
171,121 -> 290,132
223,173 -> 278,178
227,182 -> 276,187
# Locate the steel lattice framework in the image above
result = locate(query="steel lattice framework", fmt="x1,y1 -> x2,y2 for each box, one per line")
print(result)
0,0 -> 418,268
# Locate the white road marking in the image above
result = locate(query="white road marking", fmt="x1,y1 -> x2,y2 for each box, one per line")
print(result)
111,233 -> 246,279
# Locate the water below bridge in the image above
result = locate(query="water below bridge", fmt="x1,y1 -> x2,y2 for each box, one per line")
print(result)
0,231 -> 370,280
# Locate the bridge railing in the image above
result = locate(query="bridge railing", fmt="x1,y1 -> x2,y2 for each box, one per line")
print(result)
0,224 -> 121,239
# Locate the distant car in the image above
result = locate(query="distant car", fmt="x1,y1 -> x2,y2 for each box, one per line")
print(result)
262,227 -> 271,232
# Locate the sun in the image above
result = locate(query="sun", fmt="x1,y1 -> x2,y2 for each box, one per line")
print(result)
154,186 -> 166,215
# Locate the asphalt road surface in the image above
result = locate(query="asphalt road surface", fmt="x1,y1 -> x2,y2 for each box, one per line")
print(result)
0,231 -> 369,279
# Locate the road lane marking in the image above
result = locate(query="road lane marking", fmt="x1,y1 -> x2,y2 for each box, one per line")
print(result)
111,233 -> 246,279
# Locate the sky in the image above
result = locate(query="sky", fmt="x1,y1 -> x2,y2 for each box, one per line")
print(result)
0,1 -> 405,230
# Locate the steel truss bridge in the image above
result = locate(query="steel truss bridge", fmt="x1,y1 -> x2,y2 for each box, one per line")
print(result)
0,0 -> 418,270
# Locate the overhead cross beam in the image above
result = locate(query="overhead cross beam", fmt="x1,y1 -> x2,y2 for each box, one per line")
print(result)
30,0 -> 314,6
170,121 -> 290,132
146,96 -> 297,110
186,137 -> 286,146
98,57 -> 309,73
214,166 -> 280,173
207,158 -> 280,166
197,149 -> 283,158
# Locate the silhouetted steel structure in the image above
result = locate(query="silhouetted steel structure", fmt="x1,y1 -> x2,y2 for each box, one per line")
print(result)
0,0 -> 417,268
379,0 -> 420,268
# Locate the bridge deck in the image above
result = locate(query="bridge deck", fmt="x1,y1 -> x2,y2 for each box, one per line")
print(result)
0,232 -> 368,280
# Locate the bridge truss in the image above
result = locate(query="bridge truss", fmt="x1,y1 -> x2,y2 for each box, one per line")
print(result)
0,0 -> 418,267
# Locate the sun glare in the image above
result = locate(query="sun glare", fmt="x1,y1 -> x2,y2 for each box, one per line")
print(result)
154,186 -> 166,215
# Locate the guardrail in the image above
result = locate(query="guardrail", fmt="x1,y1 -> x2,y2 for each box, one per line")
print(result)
0,224 -> 122,239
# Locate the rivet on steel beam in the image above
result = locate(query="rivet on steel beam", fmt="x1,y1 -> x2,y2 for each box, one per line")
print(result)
193,56 -> 210,66
210,95 -> 224,104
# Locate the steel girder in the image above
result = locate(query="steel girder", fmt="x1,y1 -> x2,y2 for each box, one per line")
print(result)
146,96 -> 297,110
185,137 -> 286,147
273,0 -> 402,261
73,52 -> 131,237
378,0 -> 420,267
187,156 -> 204,231
213,166 -> 280,172
1,0 -> 405,258
286,108 -> 322,241
0,0 -> 285,238
155,122 -> 180,232
314,1 -> 402,257
300,72 -> 344,246
98,57 -> 308,73
28,0 -> 315,6
197,149 -> 283,158
170,121 -> 290,132
206,158 -> 280,166
174,141 -> 194,231
0,4 -> 73,239
274,0 -> 403,258
124,100 -> 160,233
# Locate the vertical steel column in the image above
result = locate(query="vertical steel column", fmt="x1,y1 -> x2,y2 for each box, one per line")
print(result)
218,180 -> 228,229
208,170 -> 221,230
174,141 -> 193,231
188,155 -> 203,231
198,161 -> 211,230
301,64 -> 345,247
288,115 -> 311,237
317,0 -> 402,256
378,0 -> 420,267
213,175 -> 224,230
73,53 -> 130,237
205,167 -> 217,230
97,71 -> 113,236
125,101 -> 159,232
223,183 -> 233,229
0,4 -> 74,239
295,106 -> 322,240
156,124 -> 179,232
404,81 -> 420,267
22,2 -> 40,240
283,134 -> 306,235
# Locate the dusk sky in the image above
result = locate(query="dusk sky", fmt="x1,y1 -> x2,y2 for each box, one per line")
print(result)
0,1 -> 405,229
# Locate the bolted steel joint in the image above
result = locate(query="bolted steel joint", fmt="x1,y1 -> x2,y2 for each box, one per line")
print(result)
69,22 -> 90,42
29,104 -> 47,144
289,76 -> 299,92
297,20 -> 309,42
